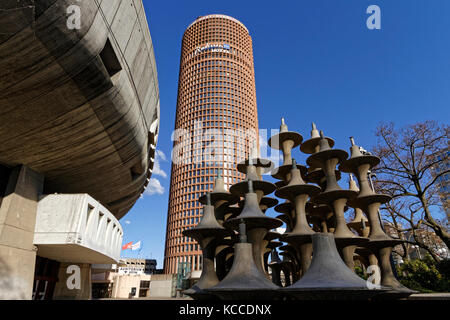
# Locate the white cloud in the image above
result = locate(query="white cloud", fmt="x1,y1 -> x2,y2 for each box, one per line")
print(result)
153,161 -> 167,178
145,178 -> 165,196
152,149 -> 167,178
156,149 -> 167,161
124,220 -> 131,225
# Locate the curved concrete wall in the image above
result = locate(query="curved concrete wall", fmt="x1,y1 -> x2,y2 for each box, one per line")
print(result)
0,0 -> 160,218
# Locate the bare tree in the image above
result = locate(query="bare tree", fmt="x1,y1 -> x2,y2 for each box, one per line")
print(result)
371,121 -> 449,261
383,200 -> 444,261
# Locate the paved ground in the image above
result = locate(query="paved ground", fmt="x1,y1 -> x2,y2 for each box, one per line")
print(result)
97,293 -> 450,300
97,297 -> 193,300
408,293 -> 450,300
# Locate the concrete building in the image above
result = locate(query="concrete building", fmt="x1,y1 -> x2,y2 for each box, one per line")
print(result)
0,0 -> 159,300
117,258 -> 157,275
91,261 -> 173,299
384,223 -> 450,262
163,14 -> 259,275
428,148 -> 450,221
403,229 -> 450,260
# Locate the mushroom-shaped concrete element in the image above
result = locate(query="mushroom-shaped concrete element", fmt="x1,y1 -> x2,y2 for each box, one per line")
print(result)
206,219 -> 280,300
268,118 -> 303,166
339,138 -> 415,296
199,170 -> 239,207
275,159 -> 321,274
182,193 -> 233,300
346,174 -> 370,238
307,132 -> 368,270
281,233 -> 388,300
237,158 -> 274,179
225,180 -> 283,278
230,161 -> 277,202
300,122 -> 335,155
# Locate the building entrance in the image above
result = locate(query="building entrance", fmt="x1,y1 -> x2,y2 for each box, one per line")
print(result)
32,256 -> 60,300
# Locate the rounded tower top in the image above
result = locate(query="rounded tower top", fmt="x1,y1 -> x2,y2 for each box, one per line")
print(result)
186,14 -> 249,34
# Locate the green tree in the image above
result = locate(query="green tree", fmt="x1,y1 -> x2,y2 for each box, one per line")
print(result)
397,255 -> 450,292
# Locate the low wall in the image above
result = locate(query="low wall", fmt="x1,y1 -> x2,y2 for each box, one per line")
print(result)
149,274 -> 173,298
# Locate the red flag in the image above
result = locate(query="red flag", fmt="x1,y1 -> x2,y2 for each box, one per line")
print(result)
122,241 -> 133,250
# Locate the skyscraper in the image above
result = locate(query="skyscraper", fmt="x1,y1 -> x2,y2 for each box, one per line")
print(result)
163,14 -> 259,274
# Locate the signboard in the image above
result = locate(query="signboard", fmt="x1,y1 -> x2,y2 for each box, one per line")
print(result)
194,43 -> 231,56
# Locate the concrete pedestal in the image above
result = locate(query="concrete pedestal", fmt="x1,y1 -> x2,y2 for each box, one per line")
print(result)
0,166 -> 44,300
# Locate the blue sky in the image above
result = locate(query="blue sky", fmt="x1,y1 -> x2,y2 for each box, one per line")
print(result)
120,0 -> 450,267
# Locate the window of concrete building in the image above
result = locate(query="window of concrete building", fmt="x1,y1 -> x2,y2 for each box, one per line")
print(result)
99,39 -> 122,77
86,204 -> 95,229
